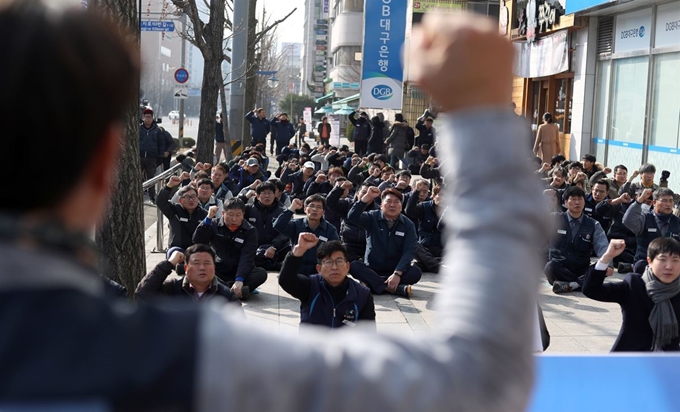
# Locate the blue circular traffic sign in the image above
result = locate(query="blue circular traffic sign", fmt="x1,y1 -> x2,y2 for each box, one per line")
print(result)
174,68 -> 189,84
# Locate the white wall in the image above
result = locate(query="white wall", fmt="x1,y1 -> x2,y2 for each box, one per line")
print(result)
570,20 -> 599,161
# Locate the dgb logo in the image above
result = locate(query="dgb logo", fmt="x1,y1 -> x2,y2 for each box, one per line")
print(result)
639,26 -> 645,37
372,85 -> 393,100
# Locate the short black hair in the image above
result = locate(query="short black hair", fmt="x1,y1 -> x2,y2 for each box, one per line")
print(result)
552,167 -> 568,178
593,179 -> 610,191
178,185 -> 197,197
185,244 -> 216,264
640,163 -> 656,174
361,181 -> 376,188
614,165 -> 628,173
316,240 -> 348,262
396,170 -> 412,179
197,178 -> 214,189
569,162 -> 583,171
582,154 -> 596,163
648,237 -> 680,261
563,186 -> 585,202
551,154 -> 566,166
376,155 -> 388,164
224,198 -> 246,213
256,181 -> 277,194
382,188 -> 403,202
2,5 -> 138,212
305,194 -> 326,209
267,177 -> 285,192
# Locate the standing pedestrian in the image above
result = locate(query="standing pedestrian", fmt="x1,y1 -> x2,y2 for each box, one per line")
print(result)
533,112 -> 561,163
215,113 -> 227,163
317,116 -> 332,146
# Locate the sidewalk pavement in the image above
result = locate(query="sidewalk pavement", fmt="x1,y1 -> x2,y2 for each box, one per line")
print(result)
144,220 -> 624,352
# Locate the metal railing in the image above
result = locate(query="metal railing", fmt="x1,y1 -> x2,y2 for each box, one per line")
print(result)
143,162 -> 183,253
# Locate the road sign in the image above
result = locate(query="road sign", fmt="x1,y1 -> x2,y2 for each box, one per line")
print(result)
140,20 -> 175,32
174,84 -> 188,99
174,68 -> 189,84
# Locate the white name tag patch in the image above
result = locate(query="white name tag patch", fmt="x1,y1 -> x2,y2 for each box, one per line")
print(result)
179,217 -> 188,222
557,230 -> 567,235
396,231 -> 405,237
319,236 -> 328,242
249,218 -> 256,222
585,208 -> 593,212
649,228 -> 658,233
235,238 -> 244,243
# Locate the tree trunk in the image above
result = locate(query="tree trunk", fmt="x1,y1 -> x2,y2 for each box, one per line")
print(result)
194,0 -> 227,163
242,0 -> 258,147
92,0 -> 146,297
196,57 -> 222,162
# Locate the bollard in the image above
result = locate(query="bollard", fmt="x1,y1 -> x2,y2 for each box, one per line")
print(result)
155,180 -> 164,253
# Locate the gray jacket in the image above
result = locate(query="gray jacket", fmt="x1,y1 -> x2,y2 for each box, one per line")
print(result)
385,124 -> 408,158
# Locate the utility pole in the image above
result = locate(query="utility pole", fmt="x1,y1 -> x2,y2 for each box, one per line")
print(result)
229,0 -> 249,146
178,13 -> 186,148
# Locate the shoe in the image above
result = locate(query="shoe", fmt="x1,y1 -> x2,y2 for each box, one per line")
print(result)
396,284 -> 411,298
240,286 -> 250,301
552,281 -> 572,294
618,262 -> 633,274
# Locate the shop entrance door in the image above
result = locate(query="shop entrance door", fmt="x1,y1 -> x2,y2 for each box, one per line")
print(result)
530,79 -> 551,132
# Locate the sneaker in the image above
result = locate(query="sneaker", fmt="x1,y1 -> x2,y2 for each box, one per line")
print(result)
240,286 -> 250,301
396,284 -> 411,298
618,262 -> 633,274
552,281 -> 572,294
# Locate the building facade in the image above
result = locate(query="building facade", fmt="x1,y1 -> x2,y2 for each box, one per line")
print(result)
302,0 -> 331,97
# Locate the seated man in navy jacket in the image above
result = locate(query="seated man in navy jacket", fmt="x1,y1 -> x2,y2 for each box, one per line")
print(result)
623,187 -> 680,274
348,187 -> 422,297
545,186 -> 610,294
193,198 -> 267,300
135,244 -> 242,311
273,194 -> 339,276
279,234 -> 375,328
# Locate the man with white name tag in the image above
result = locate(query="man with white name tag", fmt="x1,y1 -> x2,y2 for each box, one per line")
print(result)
193,198 -> 267,300
348,187 -> 421,298
273,194 -> 339,276
546,186 -> 610,294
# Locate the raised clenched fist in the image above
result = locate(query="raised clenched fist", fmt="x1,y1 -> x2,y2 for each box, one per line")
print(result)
362,186 -> 381,203
408,13 -> 514,112
168,175 -> 182,188
296,233 -> 319,252
208,205 -> 219,219
315,173 -> 327,184
180,171 -> 190,181
290,198 -> 304,211
169,251 -> 185,266
341,181 -> 354,191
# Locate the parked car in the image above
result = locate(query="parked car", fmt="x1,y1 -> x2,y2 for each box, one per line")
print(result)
168,110 -> 185,120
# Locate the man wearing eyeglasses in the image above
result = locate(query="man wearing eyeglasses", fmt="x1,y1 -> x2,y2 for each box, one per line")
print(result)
157,175 -> 208,250
279,234 -> 375,328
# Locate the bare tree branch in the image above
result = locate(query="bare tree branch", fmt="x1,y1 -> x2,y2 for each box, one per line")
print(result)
253,7 -> 296,44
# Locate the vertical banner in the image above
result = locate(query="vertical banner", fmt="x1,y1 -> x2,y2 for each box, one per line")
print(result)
329,115 -> 341,147
359,0 -> 407,110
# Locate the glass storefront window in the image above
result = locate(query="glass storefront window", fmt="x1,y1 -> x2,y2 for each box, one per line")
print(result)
592,60 -> 611,140
554,78 -> 572,134
649,52 -> 680,148
610,56 -> 649,143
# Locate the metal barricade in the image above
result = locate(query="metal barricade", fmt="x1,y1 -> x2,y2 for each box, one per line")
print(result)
142,163 -> 183,253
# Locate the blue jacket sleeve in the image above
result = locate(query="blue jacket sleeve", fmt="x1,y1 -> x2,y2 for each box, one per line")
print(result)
347,201 -> 373,230
273,209 -> 296,239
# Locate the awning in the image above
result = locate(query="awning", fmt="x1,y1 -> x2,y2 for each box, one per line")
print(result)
334,108 -> 354,115
314,106 -> 335,114
315,92 -> 335,104
333,93 -> 360,106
